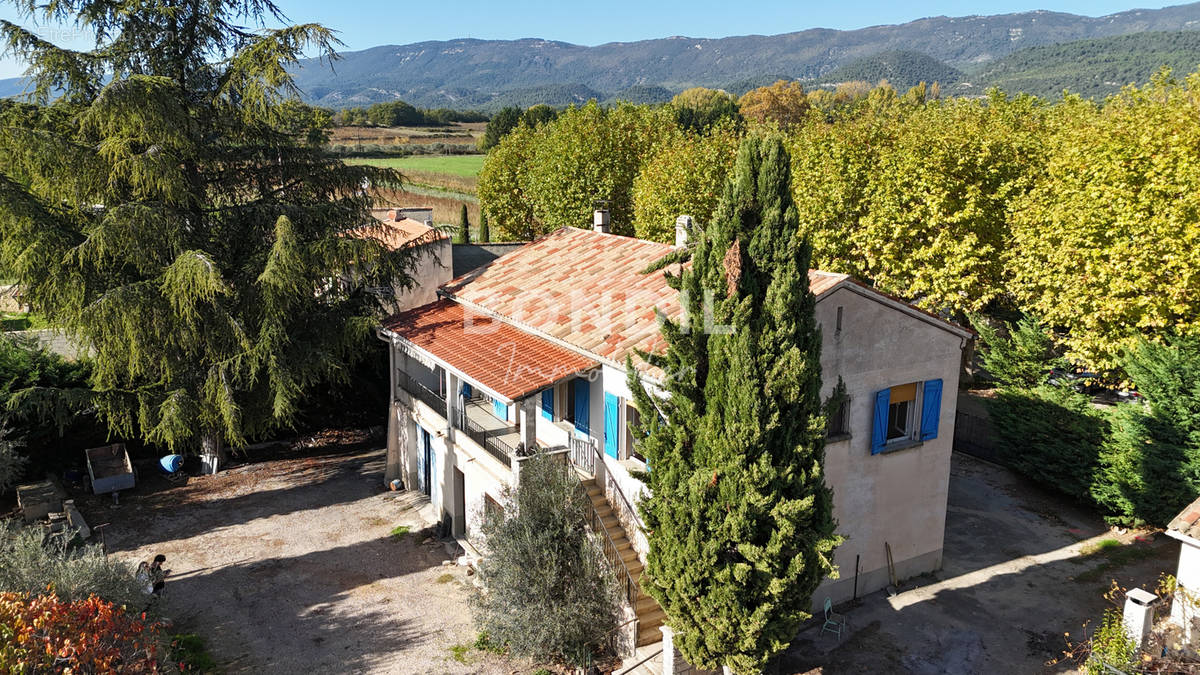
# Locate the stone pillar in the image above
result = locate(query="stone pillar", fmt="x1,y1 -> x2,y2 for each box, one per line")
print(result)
385,400 -> 402,485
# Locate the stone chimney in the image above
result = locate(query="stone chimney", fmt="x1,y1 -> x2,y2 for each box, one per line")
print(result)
593,209 -> 611,234
675,215 -> 693,248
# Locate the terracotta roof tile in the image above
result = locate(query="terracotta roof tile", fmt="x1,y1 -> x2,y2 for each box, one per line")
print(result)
381,299 -> 596,401
1170,498 -> 1200,541
441,227 -> 969,375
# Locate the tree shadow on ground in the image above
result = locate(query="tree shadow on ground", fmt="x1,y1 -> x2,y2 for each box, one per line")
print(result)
92,449 -> 388,553
780,456 -> 1177,675
162,533 -> 456,672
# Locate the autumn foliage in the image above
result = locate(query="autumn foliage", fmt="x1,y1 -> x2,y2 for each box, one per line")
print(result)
0,592 -> 160,673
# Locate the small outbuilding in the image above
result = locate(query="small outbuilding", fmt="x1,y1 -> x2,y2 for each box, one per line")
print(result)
1165,496 -> 1200,641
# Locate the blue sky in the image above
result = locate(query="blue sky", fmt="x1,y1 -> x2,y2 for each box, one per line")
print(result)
0,0 -> 1181,78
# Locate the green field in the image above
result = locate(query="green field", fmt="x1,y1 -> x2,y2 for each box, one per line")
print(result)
346,154 -> 485,178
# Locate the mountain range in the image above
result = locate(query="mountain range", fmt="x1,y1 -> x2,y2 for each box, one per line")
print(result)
282,2 -> 1200,109
3,3 -> 1200,108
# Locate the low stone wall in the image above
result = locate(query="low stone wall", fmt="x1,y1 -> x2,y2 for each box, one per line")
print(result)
6,329 -> 86,360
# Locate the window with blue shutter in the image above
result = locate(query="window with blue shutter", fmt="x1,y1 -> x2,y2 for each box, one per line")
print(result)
604,392 -> 620,458
461,383 -> 472,398
871,389 -> 889,455
920,379 -> 943,440
573,378 -> 590,437
492,398 -> 508,422
540,389 -> 554,421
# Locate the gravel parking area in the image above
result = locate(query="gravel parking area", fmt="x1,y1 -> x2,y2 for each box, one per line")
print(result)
782,452 -> 1176,674
86,435 -> 514,674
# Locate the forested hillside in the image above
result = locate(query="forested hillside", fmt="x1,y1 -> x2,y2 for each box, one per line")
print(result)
282,3 -> 1200,108
817,51 -> 965,90
971,30 -> 1200,98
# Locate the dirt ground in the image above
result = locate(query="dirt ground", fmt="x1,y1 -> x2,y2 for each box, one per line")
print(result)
781,453 -> 1177,675
80,432 -> 515,674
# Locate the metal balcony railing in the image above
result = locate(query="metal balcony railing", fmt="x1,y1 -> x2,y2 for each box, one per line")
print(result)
398,371 -> 446,414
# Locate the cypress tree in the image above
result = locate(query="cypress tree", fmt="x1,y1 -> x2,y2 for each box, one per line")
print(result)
629,136 -> 840,673
456,204 -> 471,244
478,210 -> 490,243
0,1 -> 415,462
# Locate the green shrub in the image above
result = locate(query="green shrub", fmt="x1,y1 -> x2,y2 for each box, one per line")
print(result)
971,314 -> 1067,388
988,384 -> 1109,503
1087,608 -> 1138,675
471,453 -> 619,668
0,523 -> 145,611
1090,336 -> 1200,526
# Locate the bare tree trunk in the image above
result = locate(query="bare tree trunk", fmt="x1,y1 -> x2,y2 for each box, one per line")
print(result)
200,428 -> 226,474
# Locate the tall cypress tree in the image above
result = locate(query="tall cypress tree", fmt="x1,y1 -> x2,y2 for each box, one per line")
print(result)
0,1 -> 415,461
456,204 -> 471,244
478,210 -> 491,243
629,136 -> 840,673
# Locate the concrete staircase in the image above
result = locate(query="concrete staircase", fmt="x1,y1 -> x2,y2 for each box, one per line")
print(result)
581,478 -> 667,648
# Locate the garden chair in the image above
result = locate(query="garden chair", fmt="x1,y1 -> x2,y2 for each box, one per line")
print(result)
822,597 -> 847,639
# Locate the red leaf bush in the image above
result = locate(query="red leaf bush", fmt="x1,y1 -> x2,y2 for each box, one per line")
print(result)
0,592 -> 160,672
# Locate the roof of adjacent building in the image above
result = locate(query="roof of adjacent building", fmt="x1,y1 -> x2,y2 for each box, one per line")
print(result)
380,298 -> 597,402
1168,496 -> 1200,543
361,208 -> 447,250
440,227 -> 970,373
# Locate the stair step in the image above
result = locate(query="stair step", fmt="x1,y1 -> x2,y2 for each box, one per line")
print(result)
635,596 -> 660,613
637,626 -> 663,647
639,608 -> 667,626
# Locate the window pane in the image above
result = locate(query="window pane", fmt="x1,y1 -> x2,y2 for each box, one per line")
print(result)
887,400 -> 910,440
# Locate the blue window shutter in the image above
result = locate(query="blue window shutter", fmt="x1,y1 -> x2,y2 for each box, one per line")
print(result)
541,389 -> 554,421
574,378 -> 590,436
871,389 -> 889,455
604,392 -> 620,458
492,398 -> 508,421
921,379 -> 943,441
461,383 -> 472,398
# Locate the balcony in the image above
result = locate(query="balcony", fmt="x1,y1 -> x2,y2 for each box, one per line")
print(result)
397,370 -> 446,414
455,398 -> 521,467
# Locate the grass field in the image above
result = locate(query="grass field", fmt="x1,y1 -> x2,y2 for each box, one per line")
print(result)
346,155 -> 486,178
329,123 -> 483,147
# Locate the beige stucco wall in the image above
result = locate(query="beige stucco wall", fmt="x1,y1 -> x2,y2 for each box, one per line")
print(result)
389,238 -> 452,314
813,285 -> 966,607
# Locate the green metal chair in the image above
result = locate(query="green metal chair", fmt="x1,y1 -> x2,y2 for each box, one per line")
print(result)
822,597 -> 847,639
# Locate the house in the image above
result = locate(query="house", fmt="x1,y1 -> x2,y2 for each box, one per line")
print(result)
376,214 -> 971,653
364,207 -> 452,314
1166,497 -> 1200,641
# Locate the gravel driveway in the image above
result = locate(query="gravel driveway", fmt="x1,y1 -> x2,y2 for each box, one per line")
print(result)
90,437 -> 515,674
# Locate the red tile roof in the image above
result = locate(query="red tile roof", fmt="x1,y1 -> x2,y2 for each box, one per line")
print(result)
1169,496 -> 1200,542
381,299 -> 597,401
444,228 -> 682,368
442,227 -> 969,373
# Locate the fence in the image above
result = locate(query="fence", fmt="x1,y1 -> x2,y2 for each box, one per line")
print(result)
455,407 -> 518,466
398,372 -> 446,414
569,435 -> 595,474
953,410 -> 1000,464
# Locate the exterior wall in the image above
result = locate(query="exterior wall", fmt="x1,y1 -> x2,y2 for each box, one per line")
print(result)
812,285 -> 965,607
1171,537 -> 1200,642
390,238 -> 452,314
